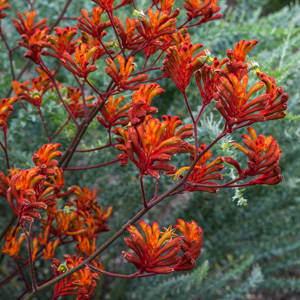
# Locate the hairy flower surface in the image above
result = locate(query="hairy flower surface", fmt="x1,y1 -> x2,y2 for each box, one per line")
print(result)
52,255 -> 99,300
12,11 -> 48,37
0,97 -> 17,133
0,0 -> 9,19
232,127 -> 283,185
173,219 -> 203,271
213,40 -> 289,131
114,16 -> 143,50
60,43 -> 98,78
42,26 -> 80,59
133,8 -> 178,42
128,83 -> 164,125
77,7 -> 111,38
173,143 -> 224,193
64,86 -> 96,118
183,0 -> 221,23
97,95 -> 131,129
2,227 -> 25,258
105,55 -> 148,90
123,221 -> 181,274
162,40 -> 205,91
12,69 -> 52,107
114,116 -> 193,178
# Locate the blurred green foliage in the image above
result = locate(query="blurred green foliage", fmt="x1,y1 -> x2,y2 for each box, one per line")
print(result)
0,0 -> 299,299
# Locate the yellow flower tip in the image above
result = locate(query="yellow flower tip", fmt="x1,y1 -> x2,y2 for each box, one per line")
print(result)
247,60 -> 260,74
133,9 -> 145,21
222,142 -> 229,150
57,263 -> 68,273
198,49 -> 213,64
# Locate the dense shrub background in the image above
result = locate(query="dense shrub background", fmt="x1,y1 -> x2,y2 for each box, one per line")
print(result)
0,0 -> 299,299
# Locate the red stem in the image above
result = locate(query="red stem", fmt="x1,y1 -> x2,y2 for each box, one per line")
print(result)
40,63 -> 79,126
38,107 -> 51,142
13,257 -> 29,289
63,158 -> 120,171
139,174 -> 148,208
74,75 -> 88,121
75,143 -> 115,153
51,118 -> 70,141
182,91 -> 199,155
87,264 -> 157,278
21,222 -> 38,293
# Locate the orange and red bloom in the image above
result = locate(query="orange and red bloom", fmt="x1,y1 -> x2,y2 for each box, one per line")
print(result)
123,220 -> 203,274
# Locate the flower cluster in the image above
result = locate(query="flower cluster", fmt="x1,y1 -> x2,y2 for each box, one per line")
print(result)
173,143 -> 224,193
231,127 -> 283,185
114,114 -> 193,178
123,220 -> 203,274
105,55 -> 148,90
12,68 -> 53,108
161,39 -> 205,91
0,0 -> 9,19
183,0 -> 222,23
0,97 -> 17,133
211,40 -> 289,132
52,255 -> 101,300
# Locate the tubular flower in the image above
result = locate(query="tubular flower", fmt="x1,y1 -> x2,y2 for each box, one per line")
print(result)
173,219 -> 203,271
32,143 -> 62,175
213,40 -> 289,131
2,227 -> 25,258
154,0 -> 175,14
183,0 -> 221,23
113,17 -> 143,50
82,32 -> 116,62
31,237 -> 39,261
7,167 -> 47,222
12,69 -> 52,108
143,27 -> 189,59
133,8 -> 179,42
43,239 -> 60,260
232,127 -> 283,185
93,205 -> 113,232
18,28 -> 49,64
105,55 -> 148,90
195,62 -> 223,107
161,115 -> 194,142
128,83 -> 164,125
161,41 -> 205,91
0,0 -> 9,19
42,26 -> 80,59
76,236 -> 96,257
112,127 -> 129,166
77,7 -> 111,38
39,225 -> 50,246
123,221 -> 181,274
12,11 -> 48,38
97,95 -> 131,129
64,86 -> 96,118
173,143 -> 224,193
54,210 -> 78,236
114,116 -> 193,178
0,97 -> 17,133
92,0 -> 114,13
52,255 -> 99,300
256,71 -> 289,121
73,186 -> 98,213
60,43 -> 98,78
